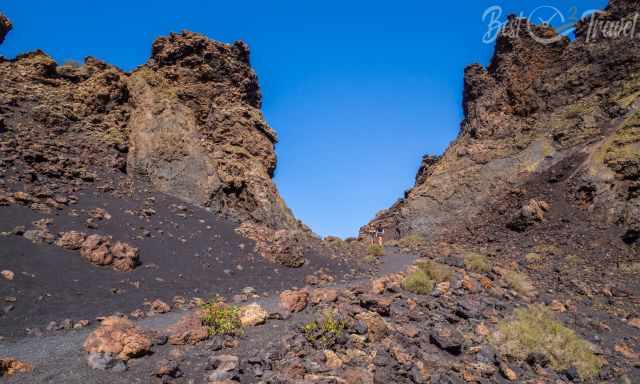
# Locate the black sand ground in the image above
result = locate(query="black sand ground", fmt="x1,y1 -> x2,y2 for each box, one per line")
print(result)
0,185 -> 358,339
0,246 -> 416,384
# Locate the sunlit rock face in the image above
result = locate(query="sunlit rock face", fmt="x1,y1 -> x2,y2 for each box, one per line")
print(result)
363,5 -> 640,247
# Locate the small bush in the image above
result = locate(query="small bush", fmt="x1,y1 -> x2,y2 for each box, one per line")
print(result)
368,244 -> 384,257
401,269 -> 435,295
619,261 -> 640,274
397,234 -> 427,250
416,260 -> 453,283
525,252 -> 544,264
464,252 -> 491,273
200,302 -> 242,336
302,310 -> 348,349
502,270 -> 536,296
491,305 -> 604,379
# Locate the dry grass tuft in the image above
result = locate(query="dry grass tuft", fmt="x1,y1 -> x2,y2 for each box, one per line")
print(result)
397,234 -> 427,250
502,269 -> 536,296
367,244 -> 384,257
416,260 -> 453,283
491,305 -> 604,379
401,269 -> 434,295
464,252 -> 491,273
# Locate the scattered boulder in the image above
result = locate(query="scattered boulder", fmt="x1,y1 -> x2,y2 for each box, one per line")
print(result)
150,299 -> 171,314
236,222 -> 306,267
56,231 -> 86,250
166,312 -> 209,345
83,316 -> 152,362
279,289 -> 309,313
0,357 -> 31,377
154,359 -> 182,380
430,326 -> 464,355
206,354 -> 239,382
79,235 -> 139,271
1,270 -> 14,281
239,303 -> 268,327
110,242 -> 140,271
310,288 -> 339,304
507,199 -> 550,232
355,311 -> 388,342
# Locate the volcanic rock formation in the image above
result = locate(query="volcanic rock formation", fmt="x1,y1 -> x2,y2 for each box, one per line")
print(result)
0,13 -> 10,46
0,19 -> 299,231
363,1 -> 640,249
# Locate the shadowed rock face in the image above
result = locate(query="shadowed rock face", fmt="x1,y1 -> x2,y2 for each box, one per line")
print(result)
0,13 -> 11,45
363,3 -> 640,246
126,32 -> 299,230
0,18 -> 299,231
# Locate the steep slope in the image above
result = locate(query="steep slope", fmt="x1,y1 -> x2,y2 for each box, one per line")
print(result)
362,1 -> 640,250
0,17 -> 299,231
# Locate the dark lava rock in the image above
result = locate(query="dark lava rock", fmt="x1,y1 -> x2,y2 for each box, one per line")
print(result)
430,327 -> 463,355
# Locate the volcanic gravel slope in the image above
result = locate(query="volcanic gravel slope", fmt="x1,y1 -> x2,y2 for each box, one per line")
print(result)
0,179 -> 358,339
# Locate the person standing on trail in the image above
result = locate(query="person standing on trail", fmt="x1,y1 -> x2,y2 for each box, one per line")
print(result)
369,227 -> 377,245
375,225 -> 384,247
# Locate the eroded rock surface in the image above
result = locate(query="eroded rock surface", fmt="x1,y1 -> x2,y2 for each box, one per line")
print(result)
0,13 -> 11,46
83,316 -> 152,362
363,6 -> 640,250
126,32 -> 299,230
0,18 -> 299,233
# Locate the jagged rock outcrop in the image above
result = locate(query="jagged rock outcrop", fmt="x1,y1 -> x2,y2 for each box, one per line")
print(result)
363,2 -> 640,247
126,32 -> 299,229
0,13 -> 11,46
0,16 -> 299,231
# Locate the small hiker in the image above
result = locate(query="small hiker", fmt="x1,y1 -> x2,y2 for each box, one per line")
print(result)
369,227 -> 377,245
375,225 -> 384,247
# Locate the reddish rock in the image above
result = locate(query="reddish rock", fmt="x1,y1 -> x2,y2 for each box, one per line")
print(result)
309,288 -> 338,304
56,231 -> 86,250
0,357 -> 31,377
79,235 -> 139,271
166,312 -> 209,345
1,270 -> 14,281
279,289 -> 309,313
355,311 -> 388,342
110,241 -> 140,272
83,316 -> 152,361
239,303 -> 268,327
150,299 -> 171,314
236,222 -> 306,267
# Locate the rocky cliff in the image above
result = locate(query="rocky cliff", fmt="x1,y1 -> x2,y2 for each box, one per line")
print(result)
363,1 -> 640,250
0,16 -> 299,231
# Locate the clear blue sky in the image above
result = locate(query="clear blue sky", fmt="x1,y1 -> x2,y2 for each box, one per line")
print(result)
1,1 -> 606,238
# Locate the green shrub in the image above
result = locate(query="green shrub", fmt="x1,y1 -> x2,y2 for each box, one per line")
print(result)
200,302 -> 242,336
416,260 -> 453,283
367,244 -> 384,257
401,269 -> 435,295
397,234 -> 426,250
464,252 -> 491,273
491,305 -> 604,379
302,310 -> 348,348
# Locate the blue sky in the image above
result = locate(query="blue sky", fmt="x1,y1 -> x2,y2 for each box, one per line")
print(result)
1,0 -> 607,238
